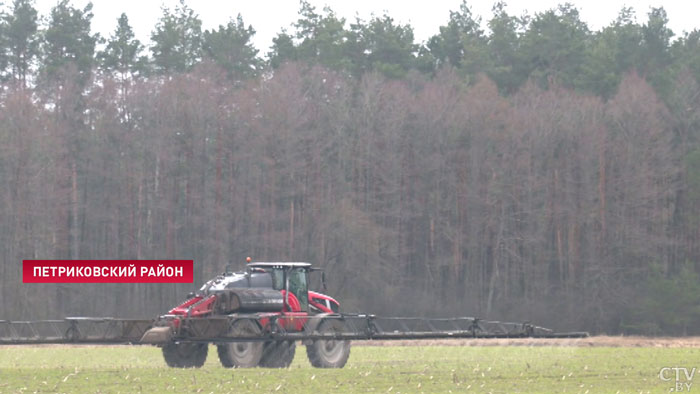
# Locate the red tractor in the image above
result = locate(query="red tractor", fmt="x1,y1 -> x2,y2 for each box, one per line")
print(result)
141,261 -> 351,368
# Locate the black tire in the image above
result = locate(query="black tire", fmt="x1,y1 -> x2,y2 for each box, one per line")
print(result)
162,342 -> 208,368
259,340 -> 296,368
306,319 -> 351,368
217,319 -> 263,368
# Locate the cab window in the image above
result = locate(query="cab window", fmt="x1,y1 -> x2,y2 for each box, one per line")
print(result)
287,268 -> 308,311
270,269 -> 284,290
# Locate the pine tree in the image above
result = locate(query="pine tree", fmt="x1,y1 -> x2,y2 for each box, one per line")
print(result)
202,14 -> 260,80
150,0 -> 202,74
2,0 -> 39,87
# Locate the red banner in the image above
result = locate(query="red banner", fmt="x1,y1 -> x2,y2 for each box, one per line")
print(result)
22,260 -> 194,283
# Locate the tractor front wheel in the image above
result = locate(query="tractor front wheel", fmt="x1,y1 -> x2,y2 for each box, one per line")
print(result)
217,319 -> 264,368
259,340 -> 296,368
306,319 -> 351,368
162,341 -> 208,368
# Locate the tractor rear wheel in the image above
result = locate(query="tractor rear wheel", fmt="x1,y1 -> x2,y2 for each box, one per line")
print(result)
259,340 -> 296,368
162,341 -> 208,368
306,319 -> 351,368
217,319 -> 263,368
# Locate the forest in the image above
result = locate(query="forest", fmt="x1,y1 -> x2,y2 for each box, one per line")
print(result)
1,0 -> 699,335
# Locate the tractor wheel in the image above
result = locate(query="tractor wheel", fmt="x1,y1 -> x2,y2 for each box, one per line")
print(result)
217,319 -> 263,368
259,340 -> 296,368
306,319 -> 351,368
162,341 -> 208,368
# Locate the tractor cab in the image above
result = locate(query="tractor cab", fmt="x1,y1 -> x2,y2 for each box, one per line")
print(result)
246,262 -> 311,312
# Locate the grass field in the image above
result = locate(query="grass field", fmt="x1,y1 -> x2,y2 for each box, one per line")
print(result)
0,342 -> 698,393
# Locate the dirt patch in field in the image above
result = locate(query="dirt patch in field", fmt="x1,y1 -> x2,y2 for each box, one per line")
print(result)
354,336 -> 700,348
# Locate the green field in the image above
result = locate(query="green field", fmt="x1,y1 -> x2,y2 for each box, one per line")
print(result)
0,344 -> 696,393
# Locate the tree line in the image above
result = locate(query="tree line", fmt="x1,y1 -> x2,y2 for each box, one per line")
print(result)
1,0 -> 699,335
